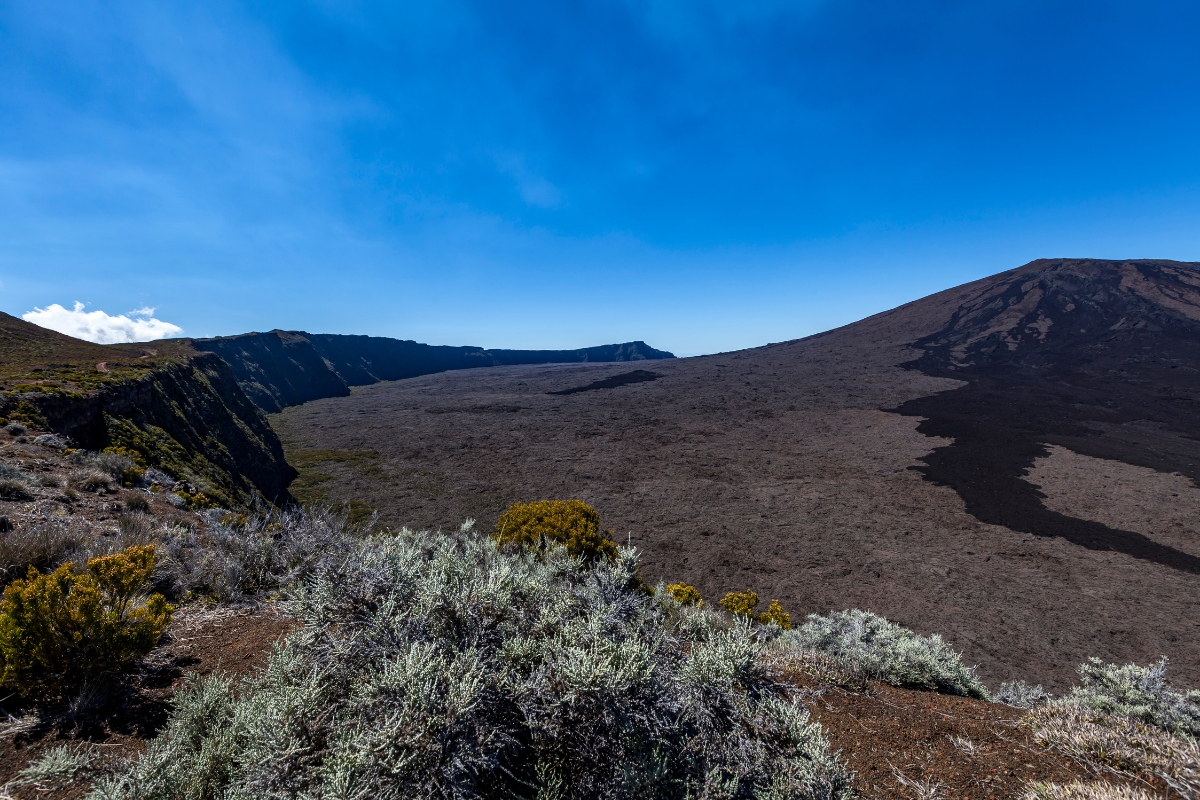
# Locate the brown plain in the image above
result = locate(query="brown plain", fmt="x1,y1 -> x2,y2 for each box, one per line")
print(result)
272,259 -> 1200,692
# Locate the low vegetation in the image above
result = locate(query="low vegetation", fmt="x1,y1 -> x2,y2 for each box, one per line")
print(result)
0,545 -> 173,696
494,498 -> 619,562
1020,656 -> 1200,797
95,522 -> 853,800
1025,704 -> 1200,797
782,608 -> 989,699
1021,782 -> 1161,800
4,456 -> 1197,799
0,517 -> 87,586
1063,657 -> 1200,740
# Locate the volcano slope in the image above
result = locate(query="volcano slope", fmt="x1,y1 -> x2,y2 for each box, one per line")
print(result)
272,259 -> 1200,691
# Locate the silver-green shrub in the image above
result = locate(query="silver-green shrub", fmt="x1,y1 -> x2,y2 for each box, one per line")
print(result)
17,743 -> 99,789
94,524 -> 852,800
1059,657 -> 1200,740
781,609 -> 988,699
994,679 -> 1052,708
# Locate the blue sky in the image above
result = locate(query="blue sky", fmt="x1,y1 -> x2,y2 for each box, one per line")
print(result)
3,1 -> 1200,354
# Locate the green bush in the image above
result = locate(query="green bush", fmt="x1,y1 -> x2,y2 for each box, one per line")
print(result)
8,401 -> 47,428
494,499 -> 619,562
0,545 -> 174,695
783,609 -> 988,699
1060,657 -> 1200,739
96,525 -> 852,799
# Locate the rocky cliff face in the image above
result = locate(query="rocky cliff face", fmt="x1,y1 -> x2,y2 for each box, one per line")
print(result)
195,331 -> 674,413
0,313 -> 295,507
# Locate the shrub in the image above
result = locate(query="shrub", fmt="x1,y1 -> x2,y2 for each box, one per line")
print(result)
666,582 -> 704,606
33,434 -> 67,450
757,598 -> 793,630
720,590 -> 760,617
9,401 -> 47,428
1024,704 -> 1200,797
494,499 -> 618,562
1061,657 -> 1200,739
16,743 -> 99,790
173,490 -> 210,510
97,527 -> 853,799
157,506 -> 355,600
782,609 -> 989,699
102,446 -> 146,467
121,491 -> 151,514
1021,782 -> 1161,800
92,451 -> 143,486
0,545 -> 174,695
70,469 -> 113,493
0,518 -> 85,586
0,478 -> 31,501
995,679 -> 1052,708
5,422 -> 27,436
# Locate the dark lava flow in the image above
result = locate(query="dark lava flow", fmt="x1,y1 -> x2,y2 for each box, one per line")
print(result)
894,259 -> 1200,573
548,369 -> 661,395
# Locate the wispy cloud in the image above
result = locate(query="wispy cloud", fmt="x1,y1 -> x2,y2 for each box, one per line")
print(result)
22,302 -> 183,344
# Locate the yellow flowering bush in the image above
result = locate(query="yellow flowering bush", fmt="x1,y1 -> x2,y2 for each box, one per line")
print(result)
494,500 -> 618,562
718,591 -> 792,629
757,598 -> 792,630
719,590 -> 759,618
666,583 -> 704,607
0,545 -> 174,695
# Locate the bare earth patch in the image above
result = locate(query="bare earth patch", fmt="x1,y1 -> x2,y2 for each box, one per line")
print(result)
1025,445 -> 1200,557
0,604 -> 293,792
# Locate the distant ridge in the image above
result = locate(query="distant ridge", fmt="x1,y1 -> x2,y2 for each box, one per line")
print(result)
194,331 -> 674,413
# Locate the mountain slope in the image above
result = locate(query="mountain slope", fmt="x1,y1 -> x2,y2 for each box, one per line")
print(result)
897,259 -> 1200,573
271,259 -> 1200,690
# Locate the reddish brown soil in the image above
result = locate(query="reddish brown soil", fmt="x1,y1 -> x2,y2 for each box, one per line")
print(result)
799,678 -> 1106,799
0,604 -> 292,793
270,260 -> 1200,692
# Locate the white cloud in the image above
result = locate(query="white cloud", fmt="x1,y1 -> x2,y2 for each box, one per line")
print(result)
22,302 -> 183,344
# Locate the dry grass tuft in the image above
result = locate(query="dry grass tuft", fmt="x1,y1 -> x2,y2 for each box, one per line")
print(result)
0,518 -> 85,586
1020,780 -> 1161,799
1024,704 -> 1200,797
0,478 -> 31,501
69,469 -> 113,493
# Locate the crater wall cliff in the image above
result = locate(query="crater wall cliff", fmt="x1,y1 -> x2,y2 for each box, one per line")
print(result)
194,331 -> 675,413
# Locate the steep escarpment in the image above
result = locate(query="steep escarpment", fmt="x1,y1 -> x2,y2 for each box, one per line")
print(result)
0,313 -> 294,506
195,330 -> 674,412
